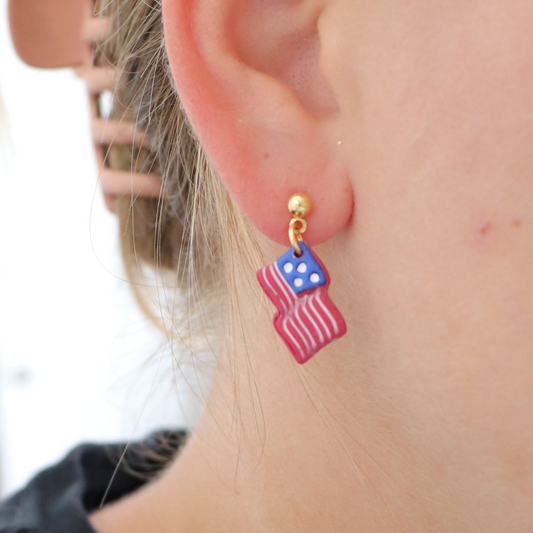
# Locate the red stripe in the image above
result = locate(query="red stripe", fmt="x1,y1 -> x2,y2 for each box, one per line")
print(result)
271,270 -> 331,355
268,265 -> 308,355
259,265 -> 304,358
259,263 -> 346,363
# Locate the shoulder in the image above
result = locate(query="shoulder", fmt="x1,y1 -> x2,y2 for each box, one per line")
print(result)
0,429 -> 188,533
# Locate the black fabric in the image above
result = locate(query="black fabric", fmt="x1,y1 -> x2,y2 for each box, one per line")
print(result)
0,428 -> 189,533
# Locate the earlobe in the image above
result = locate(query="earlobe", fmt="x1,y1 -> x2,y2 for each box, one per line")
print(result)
162,0 -> 354,246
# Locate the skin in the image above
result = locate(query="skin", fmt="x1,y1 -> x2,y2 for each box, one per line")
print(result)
8,0 -> 89,68
90,0 -> 533,531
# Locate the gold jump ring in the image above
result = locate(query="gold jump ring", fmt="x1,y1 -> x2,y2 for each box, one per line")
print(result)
289,218 -> 307,255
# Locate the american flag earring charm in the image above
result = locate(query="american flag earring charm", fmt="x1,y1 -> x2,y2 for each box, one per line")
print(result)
256,194 -> 347,364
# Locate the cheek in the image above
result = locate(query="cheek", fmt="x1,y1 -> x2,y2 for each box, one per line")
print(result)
330,0 -> 533,345
328,0 -> 533,500
331,0 -> 533,193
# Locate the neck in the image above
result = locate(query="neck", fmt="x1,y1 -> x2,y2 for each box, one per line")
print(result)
93,231 -> 531,533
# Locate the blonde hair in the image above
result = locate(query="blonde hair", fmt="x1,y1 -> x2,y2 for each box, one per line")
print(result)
92,0 -> 266,480
95,0 -> 262,346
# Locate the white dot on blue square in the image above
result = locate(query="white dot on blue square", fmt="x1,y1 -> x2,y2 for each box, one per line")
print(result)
276,242 -> 326,294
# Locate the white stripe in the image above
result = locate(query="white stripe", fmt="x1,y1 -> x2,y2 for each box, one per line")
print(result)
302,296 -> 325,344
271,265 -> 311,354
316,291 -> 339,335
272,264 -> 297,309
273,263 -> 314,353
260,267 -> 304,357
264,266 -> 288,312
294,297 -> 317,350
309,293 -> 332,340
268,265 -> 307,356
272,265 -> 327,351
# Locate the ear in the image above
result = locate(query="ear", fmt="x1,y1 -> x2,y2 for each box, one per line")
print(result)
162,0 -> 354,246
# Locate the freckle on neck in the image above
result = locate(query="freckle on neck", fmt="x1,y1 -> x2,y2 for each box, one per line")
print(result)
475,217 -> 523,239
478,220 -> 492,236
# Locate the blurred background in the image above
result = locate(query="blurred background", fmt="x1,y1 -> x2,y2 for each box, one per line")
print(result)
0,0 -> 206,498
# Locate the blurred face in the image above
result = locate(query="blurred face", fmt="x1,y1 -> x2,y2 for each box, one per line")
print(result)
324,0 -> 533,516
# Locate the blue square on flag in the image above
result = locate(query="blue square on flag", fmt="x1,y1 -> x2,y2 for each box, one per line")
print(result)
276,243 -> 326,294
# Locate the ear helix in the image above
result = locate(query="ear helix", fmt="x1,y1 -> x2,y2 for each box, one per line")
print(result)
256,194 -> 347,364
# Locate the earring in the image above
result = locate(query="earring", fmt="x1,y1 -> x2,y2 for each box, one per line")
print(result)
257,194 -> 347,364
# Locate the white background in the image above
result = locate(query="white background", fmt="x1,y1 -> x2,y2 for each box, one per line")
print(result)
0,0 -> 208,498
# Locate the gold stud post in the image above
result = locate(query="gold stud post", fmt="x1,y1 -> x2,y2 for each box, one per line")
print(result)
288,194 -> 312,218
288,194 -> 312,256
